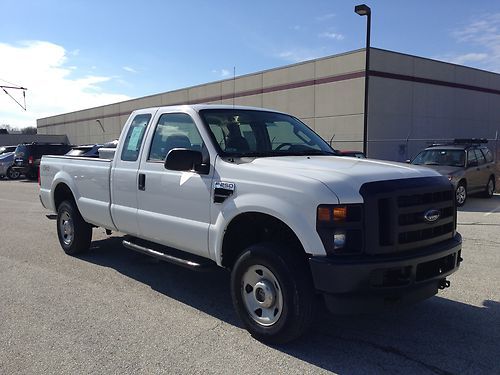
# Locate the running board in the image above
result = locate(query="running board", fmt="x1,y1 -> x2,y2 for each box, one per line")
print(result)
122,238 -> 216,271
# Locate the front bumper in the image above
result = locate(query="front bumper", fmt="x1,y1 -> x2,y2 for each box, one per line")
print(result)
309,233 -> 462,313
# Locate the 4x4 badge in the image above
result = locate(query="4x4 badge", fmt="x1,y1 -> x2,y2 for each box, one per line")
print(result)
424,209 -> 440,223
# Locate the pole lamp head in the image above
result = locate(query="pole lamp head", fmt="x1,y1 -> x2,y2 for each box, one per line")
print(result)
354,4 -> 371,16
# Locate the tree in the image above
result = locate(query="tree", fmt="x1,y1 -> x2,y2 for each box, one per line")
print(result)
21,127 -> 37,134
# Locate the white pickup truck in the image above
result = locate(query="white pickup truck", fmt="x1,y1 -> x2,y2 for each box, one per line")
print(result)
40,105 -> 462,343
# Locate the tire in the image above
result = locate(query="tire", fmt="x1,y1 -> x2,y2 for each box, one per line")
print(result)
455,181 -> 467,207
230,242 -> 315,344
6,167 -> 20,180
483,177 -> 495,198
56,200 -> 92,255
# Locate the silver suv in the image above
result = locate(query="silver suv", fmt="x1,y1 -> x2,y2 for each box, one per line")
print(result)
411,139 -> 496,206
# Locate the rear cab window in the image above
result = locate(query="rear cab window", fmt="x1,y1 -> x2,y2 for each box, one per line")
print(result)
121,114 -> 152,161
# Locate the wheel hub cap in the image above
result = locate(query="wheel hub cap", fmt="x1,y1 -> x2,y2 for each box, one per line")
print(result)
241,265 -> 283,327
254,280 -> 275,308
59,211 -> 74,245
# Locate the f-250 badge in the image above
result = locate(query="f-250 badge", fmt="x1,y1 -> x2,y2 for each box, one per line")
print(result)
213,181 -> 235,203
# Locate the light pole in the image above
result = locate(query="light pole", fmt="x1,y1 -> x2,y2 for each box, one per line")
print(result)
355,4 -> 371,156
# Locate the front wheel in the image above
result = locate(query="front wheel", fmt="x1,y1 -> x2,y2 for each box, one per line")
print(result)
456,182 -> 467,207
56,200 -> 92,255
230,243 -> 315,344
6,167 -> 20,180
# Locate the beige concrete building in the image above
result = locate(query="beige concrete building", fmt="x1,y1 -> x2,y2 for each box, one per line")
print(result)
37,48 -> 500,161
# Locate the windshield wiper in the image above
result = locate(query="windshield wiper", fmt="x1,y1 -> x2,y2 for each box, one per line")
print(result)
279,150 -> 336,156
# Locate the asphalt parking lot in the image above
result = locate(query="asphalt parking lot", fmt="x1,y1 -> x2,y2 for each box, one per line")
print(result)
0,180 -> 498,374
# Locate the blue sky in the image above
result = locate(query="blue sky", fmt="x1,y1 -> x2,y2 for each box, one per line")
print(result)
1,0 -> 500,128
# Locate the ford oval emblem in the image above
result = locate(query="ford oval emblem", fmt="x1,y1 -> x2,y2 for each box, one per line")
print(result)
424,209 -> 441,223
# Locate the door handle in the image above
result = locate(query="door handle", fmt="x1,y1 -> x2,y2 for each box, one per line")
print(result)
138,173 -> 146,191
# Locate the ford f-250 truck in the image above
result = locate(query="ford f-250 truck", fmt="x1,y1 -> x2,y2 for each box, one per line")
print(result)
40,105 -> 462,343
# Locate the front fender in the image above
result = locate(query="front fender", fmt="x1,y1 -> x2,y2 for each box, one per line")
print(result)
209,193 -> 328,266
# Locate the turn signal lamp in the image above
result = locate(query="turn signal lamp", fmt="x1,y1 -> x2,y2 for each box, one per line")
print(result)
317,206 -> 348,222
333,206 -> 347,222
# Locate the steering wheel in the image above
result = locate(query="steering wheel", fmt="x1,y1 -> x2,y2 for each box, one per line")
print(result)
274,142 -> 293,151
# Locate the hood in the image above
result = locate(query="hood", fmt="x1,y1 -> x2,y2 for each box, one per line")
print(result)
243,155 -> 443,203
414,164 -> 463,176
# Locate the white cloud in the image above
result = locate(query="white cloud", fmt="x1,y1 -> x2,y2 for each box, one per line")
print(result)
318,32 -> 345,41
316,13 -> 335,22
212,68 -> 231,77
0,40 -> 130,128
442,13 -> 500,72
277,48 -> 324,63
123,66 -> 137,73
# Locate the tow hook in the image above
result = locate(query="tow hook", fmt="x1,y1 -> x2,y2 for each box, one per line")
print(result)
439,279 -> 451,290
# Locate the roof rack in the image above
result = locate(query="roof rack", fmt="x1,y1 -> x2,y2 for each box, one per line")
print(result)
453,138 -> 488,145
20,141 -> 68,145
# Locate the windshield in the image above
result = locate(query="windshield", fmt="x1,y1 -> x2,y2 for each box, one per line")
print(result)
412,149 -> 465,167
200,109 -> 336,157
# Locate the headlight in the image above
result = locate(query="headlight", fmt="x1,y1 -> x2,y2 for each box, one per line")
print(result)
316,204 -> 363,255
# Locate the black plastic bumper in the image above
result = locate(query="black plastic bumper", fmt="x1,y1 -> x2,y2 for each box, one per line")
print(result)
309,233 -> 462,313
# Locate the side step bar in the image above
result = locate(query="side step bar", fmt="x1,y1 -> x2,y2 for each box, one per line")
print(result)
122,238 -> 216,271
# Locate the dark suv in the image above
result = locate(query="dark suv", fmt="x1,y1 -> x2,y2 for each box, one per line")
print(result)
411,139 -> 496,206
13,143 -> 72,179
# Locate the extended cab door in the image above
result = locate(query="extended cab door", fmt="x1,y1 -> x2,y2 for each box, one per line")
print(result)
136,110 -> 213,257
110,111 -> 154,236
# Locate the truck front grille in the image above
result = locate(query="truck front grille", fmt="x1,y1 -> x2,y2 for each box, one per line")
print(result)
360,177 -> 456,255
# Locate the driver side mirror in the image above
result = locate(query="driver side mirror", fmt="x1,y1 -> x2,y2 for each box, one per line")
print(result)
468,160 -> 478,168
405,159 -> 411,164
165,148 -> 209,174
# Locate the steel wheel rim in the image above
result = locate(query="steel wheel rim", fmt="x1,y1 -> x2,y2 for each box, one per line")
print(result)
456,185 -> 466,204
59,211 -> 74,246
241,264 -> 283,327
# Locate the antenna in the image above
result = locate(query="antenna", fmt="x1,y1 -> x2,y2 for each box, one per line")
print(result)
232,66 -> 236,107
329,133 -> 336,146
0,77 -> 28,110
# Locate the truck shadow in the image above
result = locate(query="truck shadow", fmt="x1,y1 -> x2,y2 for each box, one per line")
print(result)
81,236 -> 499,374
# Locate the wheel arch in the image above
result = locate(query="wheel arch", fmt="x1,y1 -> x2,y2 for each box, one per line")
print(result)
53,182 -> 77,211
220,211 -> 309,270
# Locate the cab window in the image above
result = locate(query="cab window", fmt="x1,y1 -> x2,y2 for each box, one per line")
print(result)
121,114 -> 152,162
148,113 -> 204,161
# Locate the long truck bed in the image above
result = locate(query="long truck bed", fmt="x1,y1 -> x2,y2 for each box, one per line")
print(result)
39,155 -> 116,230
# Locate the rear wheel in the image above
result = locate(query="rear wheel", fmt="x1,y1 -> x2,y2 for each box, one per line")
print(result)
56,200 -> 92,255
456,181 -> 467,207
230,243 -> 315,344
6,167 -> 20,180
483,177 -> 495,198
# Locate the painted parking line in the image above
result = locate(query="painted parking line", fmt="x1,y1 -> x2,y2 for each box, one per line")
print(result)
484,205 -> 500,216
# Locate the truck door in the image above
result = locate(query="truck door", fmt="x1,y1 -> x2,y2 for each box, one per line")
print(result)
110,112 -> 153,236
136,111 -> 213,258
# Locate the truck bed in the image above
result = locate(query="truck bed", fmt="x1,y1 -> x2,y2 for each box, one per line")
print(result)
39,155 -> 116,230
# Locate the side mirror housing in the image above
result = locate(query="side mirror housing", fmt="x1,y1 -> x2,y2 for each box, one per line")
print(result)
165,148 -> 206,173
405,159 -> 411,164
